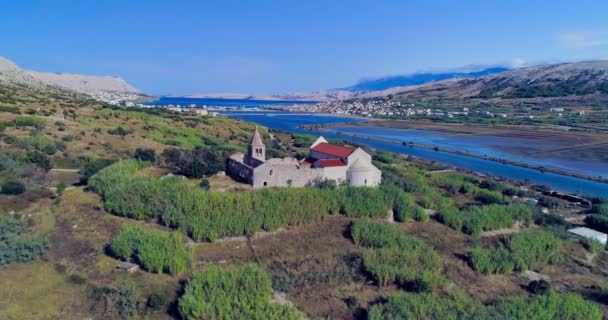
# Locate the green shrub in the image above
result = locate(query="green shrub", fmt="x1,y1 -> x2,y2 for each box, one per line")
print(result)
350,220 -> 442,288
161,147 -> 225,178
147,293 -> 166,310
0,216 -> 46,266
369,292 -> 601,320
468,230 -> 560,274
15,115 -> 45,129
27,134 -> 59,154
1,179 -> 26,195
56,182 -> 67,195
585,214 -> 608,233
26,151 -> 52,171
369,292 -> 481,320
98,285 -> 139,318
91,161 -> 410,241
178,264 -> 300,320
0,105 -> 20,114
487,293 -> 602,320
468,246 -> 514,274
438,204 -> 533,236
509,230 -> 561,271
393,194 -> 427,222
109,226 -> 193,274
581,238 -> 605,254
592,203 -> 608,216
107,126 -> 133,136
79,158 -> 115,184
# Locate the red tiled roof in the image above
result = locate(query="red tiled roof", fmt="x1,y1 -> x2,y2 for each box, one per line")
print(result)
317,158 -> 347,167
311,142 -> 355,158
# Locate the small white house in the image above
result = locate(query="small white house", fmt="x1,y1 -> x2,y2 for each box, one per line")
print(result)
568,227 -> 608,245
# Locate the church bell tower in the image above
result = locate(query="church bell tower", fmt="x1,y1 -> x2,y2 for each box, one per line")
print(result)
247,126 -> 266,163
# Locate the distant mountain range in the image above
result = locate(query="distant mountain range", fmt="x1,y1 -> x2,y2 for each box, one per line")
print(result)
0,56 -> 147,102
343,67 -> 510,92
186,67 -> 511,102
355,60 -> 608,101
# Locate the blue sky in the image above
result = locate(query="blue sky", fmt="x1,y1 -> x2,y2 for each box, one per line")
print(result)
1,0 -> 608,95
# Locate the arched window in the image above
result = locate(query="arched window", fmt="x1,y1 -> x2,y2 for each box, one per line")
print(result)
364,179 -> 367,185
269,170 -> 273,175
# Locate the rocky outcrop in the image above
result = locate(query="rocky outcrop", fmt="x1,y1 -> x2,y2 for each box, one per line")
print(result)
0,56 -> 147,102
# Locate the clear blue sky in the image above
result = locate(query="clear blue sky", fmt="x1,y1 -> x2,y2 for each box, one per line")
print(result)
1,0 -> 607,95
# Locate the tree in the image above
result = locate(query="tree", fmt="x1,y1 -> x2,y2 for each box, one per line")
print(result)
1,180 -> 25,195
25,151 -> 51,171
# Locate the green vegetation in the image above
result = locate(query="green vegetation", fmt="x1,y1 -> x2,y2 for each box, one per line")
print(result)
0,216 -> 46,266
161,147 -> 226,178
1,179 -> 26,195
109,225 -> 193,274
369,292 -> 602,320
15,115 -> 46,129
369,292 -> 481,320
592,203 -> 608,216
90,161 -> 415,241
585,214 -> 608,233
178,264 -> 300,320
438,204 -> 534,236
468,230 -> 561,274
350,220 -> 442,289
393,193 -> 428,222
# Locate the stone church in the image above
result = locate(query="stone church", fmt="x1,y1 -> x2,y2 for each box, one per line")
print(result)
227,127 -> 381,188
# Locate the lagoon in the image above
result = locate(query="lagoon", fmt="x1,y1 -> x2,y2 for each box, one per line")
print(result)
220,111 -> 608,197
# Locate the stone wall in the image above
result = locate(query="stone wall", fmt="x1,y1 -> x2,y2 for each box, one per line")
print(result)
252,161 -> 324,188
227,159 -> 254,184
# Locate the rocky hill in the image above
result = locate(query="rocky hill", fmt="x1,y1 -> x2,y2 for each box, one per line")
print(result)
360,61 -> 608,101
0,56 -> 147,102
344,67 -> 509,92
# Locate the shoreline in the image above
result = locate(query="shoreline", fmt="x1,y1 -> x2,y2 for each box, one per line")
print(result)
302,124 -> 608,185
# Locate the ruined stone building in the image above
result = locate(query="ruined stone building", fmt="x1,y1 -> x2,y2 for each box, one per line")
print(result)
227,127 -> 381,188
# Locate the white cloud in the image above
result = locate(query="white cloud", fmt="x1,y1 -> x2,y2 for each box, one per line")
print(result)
510,58 -> 528,68
559,30 -> 608,49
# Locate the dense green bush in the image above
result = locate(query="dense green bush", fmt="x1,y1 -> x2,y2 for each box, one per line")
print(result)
487,292 -> 602,319
161,147 -> 225,178
369,292 -> 481,320
91,161 -> 412,241
79,157 -> 115,184
15,115 -> 45,129
468,246 -> 514,274
438,204 -> 533,236
393,194 -> 427,222
1,180 -> 26,195
585,214 -> 608,233
109,226 -> 193,274
369,292 -> 601,320
468,230 -> 560,274
25,151 -> 52,171
178,264 -> 300,320
350,220 -> 442,288
0,216 -> 46,266
592,203 -> 608,216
